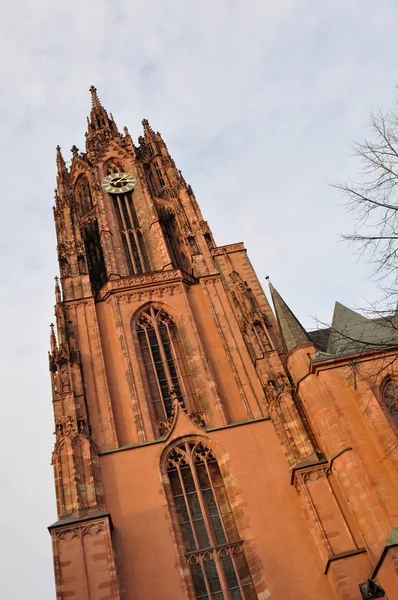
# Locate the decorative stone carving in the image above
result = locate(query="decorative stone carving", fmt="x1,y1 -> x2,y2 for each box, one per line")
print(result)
155,395 -> 206,438
60,365 -> 71,391
117,284 -> 182,304
265,371 -> 290,403
211,243 -> 245,256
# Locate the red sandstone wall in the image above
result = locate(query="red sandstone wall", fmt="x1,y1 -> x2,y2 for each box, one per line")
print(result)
100,419 -> 334,599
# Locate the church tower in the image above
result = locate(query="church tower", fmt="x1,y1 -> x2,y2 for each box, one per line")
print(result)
48,88 -> 398,600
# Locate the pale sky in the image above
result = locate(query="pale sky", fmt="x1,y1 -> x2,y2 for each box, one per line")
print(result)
1,1 -> 398,597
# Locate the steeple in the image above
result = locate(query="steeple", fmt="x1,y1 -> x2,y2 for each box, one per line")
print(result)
90,84 -> 101,111
85,85 -> 119,156
268,281 -> 311,354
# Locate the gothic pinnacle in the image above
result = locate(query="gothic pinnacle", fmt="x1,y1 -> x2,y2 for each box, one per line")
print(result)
142,118 -> 154,137
55,276 -> 61,304
50,322 -> 57,354
89,84 -> 102,109
56,145 -> 67,175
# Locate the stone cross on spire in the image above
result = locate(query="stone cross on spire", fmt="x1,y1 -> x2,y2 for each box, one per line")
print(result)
89,85 -> 102,110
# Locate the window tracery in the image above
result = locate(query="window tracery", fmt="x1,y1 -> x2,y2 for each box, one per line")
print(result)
166,440 -> 257,599
104,159 -> 149,274
382,379 -> 398,425
76,176 -> 93,215
136,307 -> 196,429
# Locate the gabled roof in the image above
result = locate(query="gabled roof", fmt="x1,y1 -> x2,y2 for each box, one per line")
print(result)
326,301 -> 398,355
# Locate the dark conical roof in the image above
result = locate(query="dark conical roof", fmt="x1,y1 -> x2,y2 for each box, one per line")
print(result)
269,282 -> 312,354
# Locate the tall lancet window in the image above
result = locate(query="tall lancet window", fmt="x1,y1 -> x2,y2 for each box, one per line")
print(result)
166,441 -> 257,600
382,379 -> 398,425
136,307 -> 196,424
105,160 -> 149,274
76,176 -> 93,215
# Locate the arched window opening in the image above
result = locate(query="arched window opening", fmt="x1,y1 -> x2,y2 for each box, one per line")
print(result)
383,380 -> 398,425
159,208 -> 189,272
103,159 -> 149,275
154,160 -> 165,188
82,219 -> 107,294
136,307 -> 196,426
167,441 -> 257,600
76,177 -> 93,215
112,191 -> 149,274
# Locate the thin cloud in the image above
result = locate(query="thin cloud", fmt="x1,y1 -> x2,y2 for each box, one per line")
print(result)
0,1 -> 398,597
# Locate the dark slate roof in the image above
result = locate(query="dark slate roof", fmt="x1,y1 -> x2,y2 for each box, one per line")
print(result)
268,281 -> 398,359
308,327 -> 331,352
326,302 -> 398,356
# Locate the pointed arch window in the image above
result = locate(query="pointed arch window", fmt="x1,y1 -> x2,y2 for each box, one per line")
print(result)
104,160 -> 149,274
136,307 -> 196,424
382,379 -> 398,425
76,177 -> 93,215
82,219 -> 107,293
166,441 -> 257,600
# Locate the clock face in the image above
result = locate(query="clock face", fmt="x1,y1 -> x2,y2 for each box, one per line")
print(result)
101,172 -> 137,194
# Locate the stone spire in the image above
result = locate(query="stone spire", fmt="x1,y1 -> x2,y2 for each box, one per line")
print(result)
268,281 -> 311,354
89,84 -> 102,111
85,85 -> 119,156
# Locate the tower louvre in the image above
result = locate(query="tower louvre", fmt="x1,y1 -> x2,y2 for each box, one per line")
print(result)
48,88 -> 398,600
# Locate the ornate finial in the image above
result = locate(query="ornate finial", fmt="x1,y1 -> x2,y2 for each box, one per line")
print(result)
71,145 -> 79,157
89,85 -> 102,109
124,126 -> 129,135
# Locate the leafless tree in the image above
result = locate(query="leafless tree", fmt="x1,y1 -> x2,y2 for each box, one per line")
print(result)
333,103 -> 398,307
